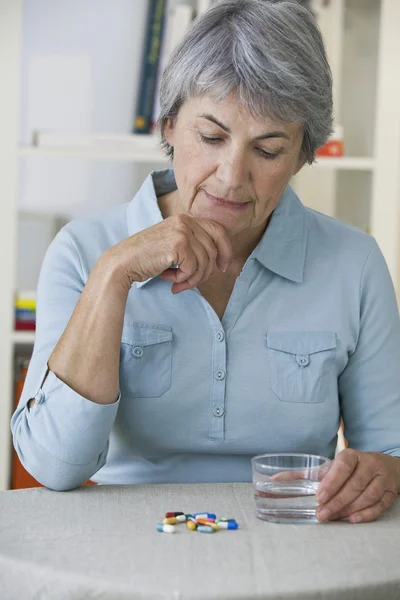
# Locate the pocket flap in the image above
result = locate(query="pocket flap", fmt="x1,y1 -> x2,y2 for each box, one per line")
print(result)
122,322 -> 173,347
266,331 -> 336,355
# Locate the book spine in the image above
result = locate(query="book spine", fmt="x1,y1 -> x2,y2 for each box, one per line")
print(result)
151,5 -> 194,132
134,0 -> 167,134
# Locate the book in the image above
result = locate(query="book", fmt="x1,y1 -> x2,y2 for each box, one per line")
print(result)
151,4 -> 194,131
133,0 -> 167,134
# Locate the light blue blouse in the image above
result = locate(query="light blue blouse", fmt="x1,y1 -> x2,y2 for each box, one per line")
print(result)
11,169 -> 400,491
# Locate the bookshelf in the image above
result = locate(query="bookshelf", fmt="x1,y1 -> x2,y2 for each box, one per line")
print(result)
1,0 -> 400,490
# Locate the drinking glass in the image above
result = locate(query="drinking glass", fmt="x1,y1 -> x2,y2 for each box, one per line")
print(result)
251,453 -> 331,524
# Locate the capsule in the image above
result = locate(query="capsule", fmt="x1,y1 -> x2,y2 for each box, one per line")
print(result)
197,525 -> 215,533
186,520 -> 197,531
156,523 -> 176,533
198,520 -> 219,530
196,518 -> 218,528
216,517 -> 235,522
163,515 -> 186,525
187,516 -> 198,524
216,521 -> 238,530
193,513 -> 216,519
165,512 -> 184,518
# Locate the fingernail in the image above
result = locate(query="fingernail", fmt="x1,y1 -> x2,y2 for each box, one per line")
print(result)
220,264 -> 228,272
350,515 -> 362,524
317,508 -> 330,521
317,491 -> 329,504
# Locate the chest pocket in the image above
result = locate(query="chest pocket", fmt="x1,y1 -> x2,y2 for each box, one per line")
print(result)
120,322 -> 173,398
266,331 -> 337,403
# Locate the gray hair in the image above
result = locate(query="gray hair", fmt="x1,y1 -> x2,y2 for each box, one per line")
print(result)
158,0 -> 333,164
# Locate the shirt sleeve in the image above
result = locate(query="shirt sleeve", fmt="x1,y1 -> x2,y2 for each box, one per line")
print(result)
10,228 -> 120,491
339,240 -> 400,457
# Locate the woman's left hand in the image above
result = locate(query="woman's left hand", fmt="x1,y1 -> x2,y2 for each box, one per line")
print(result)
316,449 -> 399,524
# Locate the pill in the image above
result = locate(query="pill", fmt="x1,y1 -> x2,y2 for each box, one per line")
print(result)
163,516 -> 186,524
200,521 -> 219,530
193,513 -> 216,519
187,516 -> 198,524
197,525 -> 215,533
156,523 -> 176,533
163,517 -> 179,525
186,520 -> 197,531
196,518 -> 218,528
165,512 -> 184,518
216,521 -> 239,530
216,517 -> 235,522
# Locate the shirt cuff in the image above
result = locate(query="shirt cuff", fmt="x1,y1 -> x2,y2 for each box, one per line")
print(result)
27,369 -> 120,465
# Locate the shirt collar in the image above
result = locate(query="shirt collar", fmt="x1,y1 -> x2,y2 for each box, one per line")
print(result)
126,169 -> 308,287
252,184 -> 308,283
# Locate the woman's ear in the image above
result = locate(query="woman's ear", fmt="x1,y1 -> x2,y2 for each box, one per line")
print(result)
294,152 -> 307,175
164,117 -> 176,147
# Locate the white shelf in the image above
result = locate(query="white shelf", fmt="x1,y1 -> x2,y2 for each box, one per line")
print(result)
313,157 -> 375,170
19,144 -> 168,163
12,331 -> 35,345
19,145 -> 375,170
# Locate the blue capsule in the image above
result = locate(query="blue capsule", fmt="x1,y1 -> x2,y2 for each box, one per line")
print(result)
216,520 -> 238,530
156,523 -> 175,533
197,525 -> 215,533
193,513 -> 216,519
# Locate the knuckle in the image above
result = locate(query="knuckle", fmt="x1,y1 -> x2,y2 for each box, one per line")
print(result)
352,475 -> 370,495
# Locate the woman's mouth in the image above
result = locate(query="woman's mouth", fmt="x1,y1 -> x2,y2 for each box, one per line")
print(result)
204,190 -> 250,211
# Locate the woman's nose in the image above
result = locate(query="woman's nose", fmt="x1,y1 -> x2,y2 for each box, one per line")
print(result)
216,151 -> 250,191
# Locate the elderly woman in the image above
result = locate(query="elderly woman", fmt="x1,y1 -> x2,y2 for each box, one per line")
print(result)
11,0 -> 400,523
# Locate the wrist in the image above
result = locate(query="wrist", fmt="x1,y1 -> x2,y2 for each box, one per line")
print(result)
92,250 -> 133,298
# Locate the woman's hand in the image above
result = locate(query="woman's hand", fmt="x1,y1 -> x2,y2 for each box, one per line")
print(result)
316,449 -> 399,524
106,214 -> 232,294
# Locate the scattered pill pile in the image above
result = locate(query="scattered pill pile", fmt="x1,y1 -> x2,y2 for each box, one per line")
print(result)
156,512 -> 239,534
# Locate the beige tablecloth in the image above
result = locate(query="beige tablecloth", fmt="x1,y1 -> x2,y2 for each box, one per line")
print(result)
0,483 -> 399,600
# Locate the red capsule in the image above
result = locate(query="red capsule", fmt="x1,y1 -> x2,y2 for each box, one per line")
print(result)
165,512 -> 185,518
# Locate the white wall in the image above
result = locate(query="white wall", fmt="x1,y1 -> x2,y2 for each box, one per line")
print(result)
18,0 -> 149,222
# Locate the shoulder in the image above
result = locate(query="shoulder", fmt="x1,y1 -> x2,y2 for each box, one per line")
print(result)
63,203 -> 129,250
305,207 -> 376,265
46,203 -> 130,279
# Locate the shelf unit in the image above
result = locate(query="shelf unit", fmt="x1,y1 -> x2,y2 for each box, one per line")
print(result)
1,0 -> 400,490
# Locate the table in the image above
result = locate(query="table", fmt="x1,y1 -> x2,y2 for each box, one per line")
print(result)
0,483 -> 399,600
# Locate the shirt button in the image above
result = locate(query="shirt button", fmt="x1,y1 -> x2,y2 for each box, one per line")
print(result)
215,369 -> 226,380
133,346 -> 144,358
296,354 -> 310,367
213,405 -> 224,417
34,390 -> 45,405
215,331 -> 225,342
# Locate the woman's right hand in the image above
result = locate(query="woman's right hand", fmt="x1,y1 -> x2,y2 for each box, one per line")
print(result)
106,214 -> 233,294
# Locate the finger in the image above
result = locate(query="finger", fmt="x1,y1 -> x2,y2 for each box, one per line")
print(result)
271,462 -> 331,484
347,490 -> 397,524
318,473 -> 386,521
316,449 -> 360,505
196,219 -> 233,271
316,461 -> 378,522
161,239 -> 209,293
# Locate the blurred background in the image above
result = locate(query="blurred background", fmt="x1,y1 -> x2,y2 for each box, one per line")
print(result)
1,0 -> 399,490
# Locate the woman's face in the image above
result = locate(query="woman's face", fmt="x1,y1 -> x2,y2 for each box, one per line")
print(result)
164,94 -> 305,239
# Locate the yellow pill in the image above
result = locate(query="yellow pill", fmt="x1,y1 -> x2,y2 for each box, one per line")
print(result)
164,517 -> 180,525
186,520 -> 197,531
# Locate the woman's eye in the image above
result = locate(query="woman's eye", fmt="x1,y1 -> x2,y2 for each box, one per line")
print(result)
199,134 -> 220,144
257,148 -> 278,160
